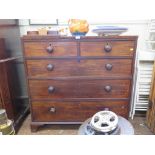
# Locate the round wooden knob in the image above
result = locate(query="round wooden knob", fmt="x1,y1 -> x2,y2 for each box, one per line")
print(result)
104,43 -> 112,52
105,64 -> 113,70
46,44 -> 54,53
104,86 -> 112,92
47,64 -> 54,71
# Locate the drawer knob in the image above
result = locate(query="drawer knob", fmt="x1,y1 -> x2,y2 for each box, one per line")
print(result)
47,64 -> 54,71
105,64 -> 113,70
46,44 -> 54,53
48,86 -> 55,93
104,43 -> 112,52
104,85 -> 112,92
49,107 -> 56,113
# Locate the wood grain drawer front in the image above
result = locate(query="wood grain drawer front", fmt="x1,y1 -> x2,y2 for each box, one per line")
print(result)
29,79 -> 131,99
32,101 -> 129,122
80,41 -> 135,57
24,42 -> 77,57
27,60 -> 80,78
27,59 -> 132,78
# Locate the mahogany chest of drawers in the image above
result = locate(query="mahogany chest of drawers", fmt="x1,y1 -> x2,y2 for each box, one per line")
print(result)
22,36 -> 137,131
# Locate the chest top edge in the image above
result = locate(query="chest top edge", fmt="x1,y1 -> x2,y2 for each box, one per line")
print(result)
21,36 -> 138,42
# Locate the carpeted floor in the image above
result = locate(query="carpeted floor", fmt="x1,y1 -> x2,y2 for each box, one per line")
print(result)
17,114 -> 153,135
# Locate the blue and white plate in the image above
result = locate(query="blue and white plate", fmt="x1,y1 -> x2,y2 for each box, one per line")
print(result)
92,26 -> 128,36
94,26 -> 128,30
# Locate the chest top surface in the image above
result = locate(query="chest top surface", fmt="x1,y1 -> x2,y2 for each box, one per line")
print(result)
22,35 -> 138,42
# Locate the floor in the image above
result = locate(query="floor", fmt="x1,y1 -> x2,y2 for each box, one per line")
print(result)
17,114 -> 153,135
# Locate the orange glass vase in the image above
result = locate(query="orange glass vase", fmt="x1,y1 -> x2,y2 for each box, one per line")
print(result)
68,19 -> 89,36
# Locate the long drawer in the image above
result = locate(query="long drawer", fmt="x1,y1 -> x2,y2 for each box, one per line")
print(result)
24,42 -> 77,57
80,41 -> 135,57
26,59 -> 132,78
31,101 -> 129,122
29,79 -> 131,99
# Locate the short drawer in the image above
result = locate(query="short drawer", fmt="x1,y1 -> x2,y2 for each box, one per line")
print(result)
29,79 -> 131,99
31,100 -> 129,122
24,42 -> 77,57
80,41 -> 135,57
26,59 -> 132,78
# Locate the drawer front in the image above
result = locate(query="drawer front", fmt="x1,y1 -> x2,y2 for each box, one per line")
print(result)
29,79 -> 131,99
24,42 -> 77,57
31,101 -> 129,122
26,59 -> 132,78
80,41 -> 135,57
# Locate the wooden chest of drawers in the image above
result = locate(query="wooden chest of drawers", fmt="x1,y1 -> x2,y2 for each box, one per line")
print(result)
22,36 -> 137,131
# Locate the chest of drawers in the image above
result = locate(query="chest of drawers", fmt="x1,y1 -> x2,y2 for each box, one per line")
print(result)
22,36 -> 137,132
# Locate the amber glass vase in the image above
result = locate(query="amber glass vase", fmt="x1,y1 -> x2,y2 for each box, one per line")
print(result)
68,19 -> 89,36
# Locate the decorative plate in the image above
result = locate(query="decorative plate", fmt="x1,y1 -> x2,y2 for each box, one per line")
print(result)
92,26 -> 128,36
